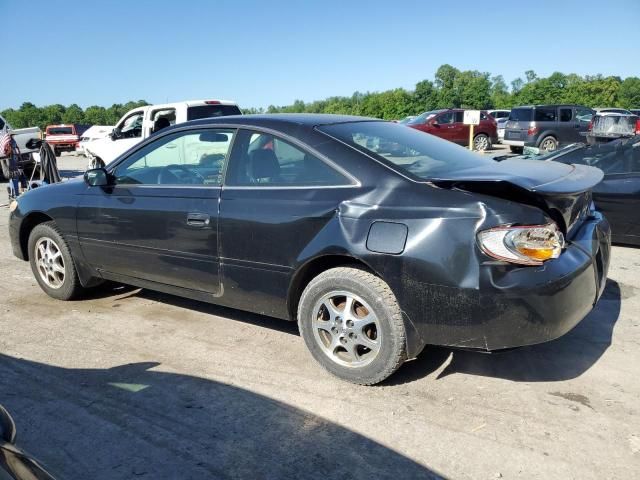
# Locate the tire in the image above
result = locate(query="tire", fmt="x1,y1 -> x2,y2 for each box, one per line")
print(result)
28,221 -> 85,300
510,146 -> 523,154
539,136 -> 558,152
298,266 -> 407,385
473,133 -> 491,152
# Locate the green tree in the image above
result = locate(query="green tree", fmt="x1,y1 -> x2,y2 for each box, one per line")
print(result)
618,77 -> 640,108
62,104 -> 84,124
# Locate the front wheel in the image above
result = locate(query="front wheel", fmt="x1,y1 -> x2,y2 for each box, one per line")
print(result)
28,221 -> 85,300
0,158 -> 10,180
298,267 -> 407,385
473,133 -> 491,152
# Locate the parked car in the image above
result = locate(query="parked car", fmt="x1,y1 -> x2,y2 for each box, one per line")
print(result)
407,108 -> 498,151
1,404 -> 56,479
45,124 -> 91,156
85,99 -> 242,166
75,125 -> 113,156
488,109 -> 510,120
396,115 -> 416,124
515,137 -> 640,246
630,109 -> 640,116
586,111 -> 639,144
9,115 -> 610,384
0,114 -> 42,180
496,117 -> 508,144
594,108 -> 632,114
503,104 -> 594,153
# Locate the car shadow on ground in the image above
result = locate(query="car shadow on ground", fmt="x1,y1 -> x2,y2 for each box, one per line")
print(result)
389,279 -> 623,385
0,355 -> 442,480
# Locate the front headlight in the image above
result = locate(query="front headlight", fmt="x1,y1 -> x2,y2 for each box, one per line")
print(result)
477,223 -> 564,266
9,200 -> 18,213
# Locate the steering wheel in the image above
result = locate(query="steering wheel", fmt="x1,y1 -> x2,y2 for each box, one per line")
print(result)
157,164 -> 204,185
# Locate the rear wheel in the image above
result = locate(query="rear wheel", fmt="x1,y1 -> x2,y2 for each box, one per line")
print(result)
28,221 -> 85,300
539,136 -> 558,152
473,133 -> 491,152
298,267 -> 407,385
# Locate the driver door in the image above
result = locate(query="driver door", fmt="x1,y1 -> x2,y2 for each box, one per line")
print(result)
76,128 -> 235,295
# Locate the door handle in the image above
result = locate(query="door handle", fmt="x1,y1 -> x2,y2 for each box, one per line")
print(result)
186,213 -> 210,227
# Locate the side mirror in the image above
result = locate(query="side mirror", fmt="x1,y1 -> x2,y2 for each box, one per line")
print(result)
110,128 -> 121,141
84,168 -> 109,187
0,404 -> 16,443
431,121 -> 439,127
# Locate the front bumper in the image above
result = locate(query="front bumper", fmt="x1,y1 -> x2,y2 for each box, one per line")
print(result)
408,212 -> 611,351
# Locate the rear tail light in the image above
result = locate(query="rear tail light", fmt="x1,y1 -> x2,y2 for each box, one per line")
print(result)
636,118 -> 640,135
588,120 -> 593,131
205,100 -> 221,105
527,122 -> 538,136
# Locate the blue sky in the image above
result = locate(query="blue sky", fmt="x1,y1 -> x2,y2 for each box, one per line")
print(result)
1,0 -> 638,110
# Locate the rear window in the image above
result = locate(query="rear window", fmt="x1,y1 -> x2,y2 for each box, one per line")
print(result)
47,127 -> 73,135
534,107 -> 557,122
509,108 -> 533,122
187,104 -> 242,121
319,121 -> 492,180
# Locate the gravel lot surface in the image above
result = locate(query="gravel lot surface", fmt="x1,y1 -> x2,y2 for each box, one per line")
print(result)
0,153 -> 638,479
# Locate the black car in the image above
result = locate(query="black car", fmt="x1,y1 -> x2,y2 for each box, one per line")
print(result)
525,136 -> 640,246
8,114 -> 611,385
503,104 -> 594,153
1,405 -> 56,479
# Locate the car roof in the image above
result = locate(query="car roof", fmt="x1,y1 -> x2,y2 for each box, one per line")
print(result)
173,113 -> 381,130
512,104 -> 591,109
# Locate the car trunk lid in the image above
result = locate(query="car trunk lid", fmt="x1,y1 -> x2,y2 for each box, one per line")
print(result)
430,158 -> 603,237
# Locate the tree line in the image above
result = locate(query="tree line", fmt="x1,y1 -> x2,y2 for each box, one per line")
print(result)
3,65 -> 640,129
1,100 -> 149,130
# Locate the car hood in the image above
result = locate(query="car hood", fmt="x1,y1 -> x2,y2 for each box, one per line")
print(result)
431,159 -> 603,236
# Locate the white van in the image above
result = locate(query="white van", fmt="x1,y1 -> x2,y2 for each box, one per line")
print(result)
76,125 -> 114,157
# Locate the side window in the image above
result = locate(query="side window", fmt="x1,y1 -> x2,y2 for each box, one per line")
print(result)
454,111 -> 464,123
226,130 -> 352,187
436,112 -> 454,124
576,107 -> 593,123
118,111 -> 145,139
559,108 -> 573,122
151,108 -> 176,134
0,117 -> 5,130
113,128 -> 235,185
534,107 -> 557,122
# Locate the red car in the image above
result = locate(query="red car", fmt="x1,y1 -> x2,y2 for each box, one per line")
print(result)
406,109 -> 497,151
45,124 -> 90,156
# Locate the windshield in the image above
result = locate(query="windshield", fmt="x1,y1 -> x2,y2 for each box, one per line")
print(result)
319,121 -> 492,180
509,108 -> 533,122
407,111 -> 441,125
47,127 -> 73,135
187,104 -> 242,121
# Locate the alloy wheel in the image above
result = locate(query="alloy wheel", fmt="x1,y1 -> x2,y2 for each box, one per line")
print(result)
311,291 -> 382,368
474,135 -> 489,151
34,237 -> 66,289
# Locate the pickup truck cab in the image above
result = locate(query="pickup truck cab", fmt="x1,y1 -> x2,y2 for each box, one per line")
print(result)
45,124 -> 90,155
0,114 -> 42,180
85,99 -> 241,165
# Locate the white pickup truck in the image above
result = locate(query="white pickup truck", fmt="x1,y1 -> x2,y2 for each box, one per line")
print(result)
85,99 -> 242,166
0,114 -> 42,180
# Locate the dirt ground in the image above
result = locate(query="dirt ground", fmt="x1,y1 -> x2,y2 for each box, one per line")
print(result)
0,153 -> 638,479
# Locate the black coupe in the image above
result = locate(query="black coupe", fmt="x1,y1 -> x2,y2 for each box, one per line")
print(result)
9,115 -> 611,384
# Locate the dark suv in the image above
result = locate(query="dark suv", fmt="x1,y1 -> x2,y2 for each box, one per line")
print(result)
503,105 -> 594,153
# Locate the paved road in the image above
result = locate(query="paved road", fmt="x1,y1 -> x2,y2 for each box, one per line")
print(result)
0,154 -> 638,479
